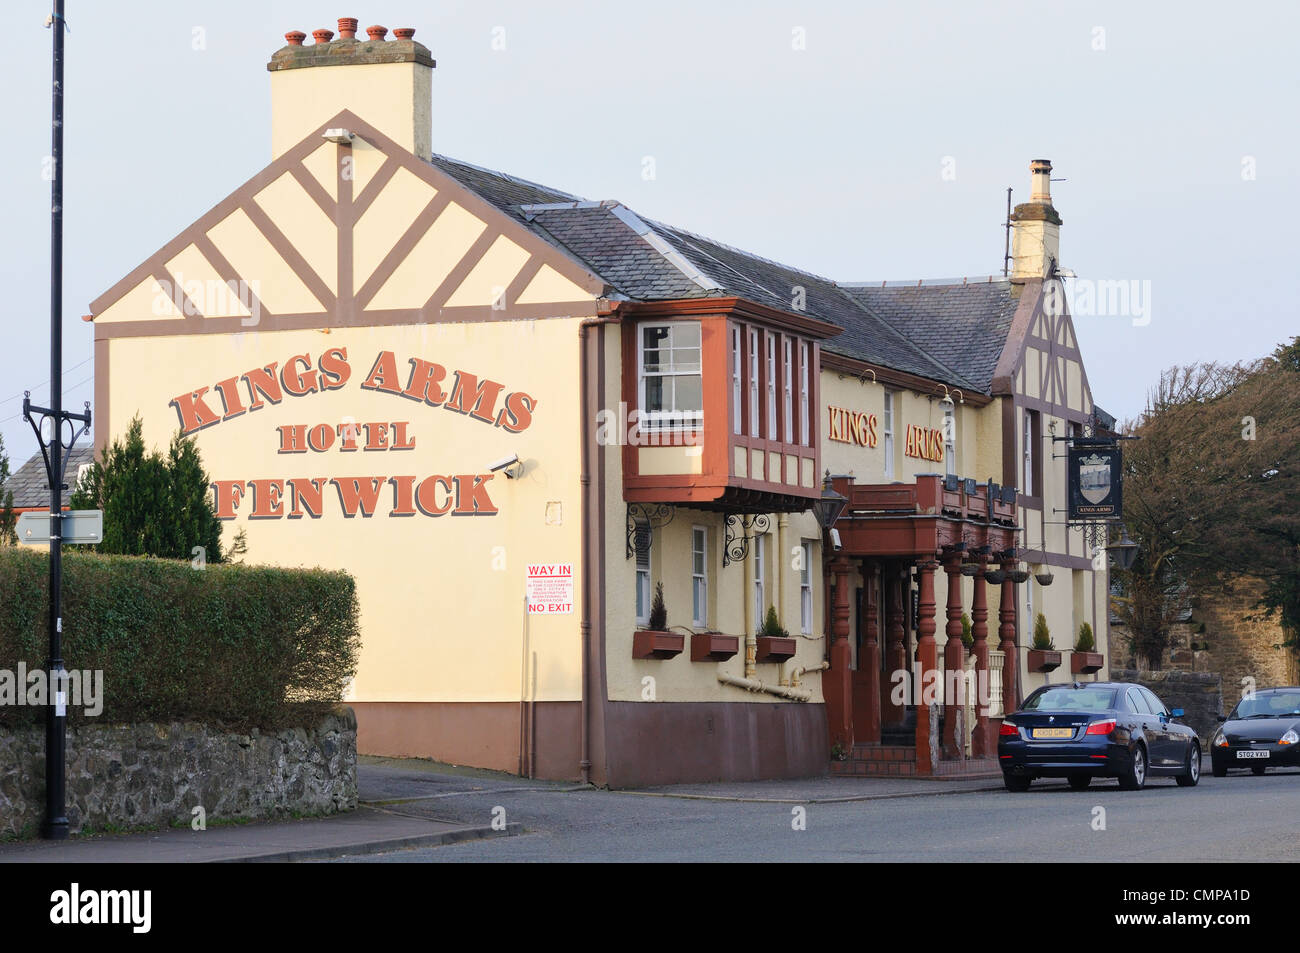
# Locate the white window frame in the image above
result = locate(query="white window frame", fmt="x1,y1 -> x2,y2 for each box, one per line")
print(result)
944,403 -> 956,477
800,539 -> 814,635
754,534 -> 767,627
748,327 -> 760,436
634,521 -> 652,626
799,341 -> 810,447
637,321 -> 703,431
766,332 -> 778,440
731,327 -> 742,436
783,337 -> 793,444
1023,410 -> 1034,496
691,526 -> 708,628
883,390 -> 895,480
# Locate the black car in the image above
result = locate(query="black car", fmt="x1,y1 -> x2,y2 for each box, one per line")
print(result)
998,681 -> 1201,791
1210,687 -> 1300,776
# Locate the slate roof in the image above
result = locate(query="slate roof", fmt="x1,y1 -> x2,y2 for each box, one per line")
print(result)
428,152 -> 1021,395
6,445 -> 95,510
837,281 -> 1022,394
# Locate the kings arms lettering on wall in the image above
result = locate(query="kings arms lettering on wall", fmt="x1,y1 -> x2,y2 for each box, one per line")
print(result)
826,406 -> 878,447
168,348 -> 538,519
904,425 -> 944,463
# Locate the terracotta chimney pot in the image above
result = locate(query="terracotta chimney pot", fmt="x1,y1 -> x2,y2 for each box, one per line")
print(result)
312,29 -> 335,44
337,17 -> 358,39
367,25 -> 388,41
393,28 -> 416,40
284,31 -> 307,46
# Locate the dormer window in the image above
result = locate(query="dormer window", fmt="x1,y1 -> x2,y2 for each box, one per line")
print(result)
639,322 -> 702,430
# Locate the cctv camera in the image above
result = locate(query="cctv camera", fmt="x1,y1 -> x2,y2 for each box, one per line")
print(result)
488,453 -> 522,478
830,528 -> 842,551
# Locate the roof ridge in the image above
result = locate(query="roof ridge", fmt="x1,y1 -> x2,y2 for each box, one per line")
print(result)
646,218 -> 839,285
428,152 -> 588,203
838,276 -> 1010,289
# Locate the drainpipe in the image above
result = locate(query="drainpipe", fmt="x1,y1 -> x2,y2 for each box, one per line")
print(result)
719,673 -> 812,702
782,659 -> 829,688
743,540 -> 757,677
578,308 -> 620,785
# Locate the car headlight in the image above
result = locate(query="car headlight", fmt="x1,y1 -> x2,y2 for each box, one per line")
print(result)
1212,729 -> 1228,748
1280,730 -> 1298,746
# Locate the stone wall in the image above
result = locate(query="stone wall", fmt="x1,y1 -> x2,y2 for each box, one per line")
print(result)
1114,669 -> 1221,743
0,708 -> 356,838
1113,577 -> 1298,711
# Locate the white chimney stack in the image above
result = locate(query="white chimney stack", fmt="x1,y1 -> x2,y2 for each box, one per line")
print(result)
267,18 -> 434,160
1010,159 -> 1061,280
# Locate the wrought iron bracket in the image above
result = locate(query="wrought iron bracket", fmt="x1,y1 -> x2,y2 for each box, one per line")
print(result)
722,512 -> 771,568
626,502 -> 675,559
22,393 -> 92,507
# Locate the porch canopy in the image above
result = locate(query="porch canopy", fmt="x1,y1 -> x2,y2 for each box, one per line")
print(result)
823,473 -> 1022,775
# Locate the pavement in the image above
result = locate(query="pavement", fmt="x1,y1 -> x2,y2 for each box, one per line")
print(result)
0,754 -> 1004,862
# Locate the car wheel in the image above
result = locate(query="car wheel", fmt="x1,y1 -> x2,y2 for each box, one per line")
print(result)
1251,764 -> 1266,776
1118,744 -> 1147,790
1067,774 -> 1091,790
1176,742 -> 1201,787
1003,774 -> 1031,792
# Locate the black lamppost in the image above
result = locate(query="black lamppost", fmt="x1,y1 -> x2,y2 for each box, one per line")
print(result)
19,0 -> 91,841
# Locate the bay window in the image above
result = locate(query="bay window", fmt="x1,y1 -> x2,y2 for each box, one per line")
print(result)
639,322 -> 702,430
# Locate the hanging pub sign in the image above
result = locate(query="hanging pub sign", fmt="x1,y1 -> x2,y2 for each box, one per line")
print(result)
1067,443 -> 1122,519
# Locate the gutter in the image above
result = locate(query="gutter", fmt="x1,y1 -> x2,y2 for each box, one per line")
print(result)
578,308 -> 621,785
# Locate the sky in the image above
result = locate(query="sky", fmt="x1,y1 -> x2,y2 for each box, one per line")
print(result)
2,0 -> 1297,467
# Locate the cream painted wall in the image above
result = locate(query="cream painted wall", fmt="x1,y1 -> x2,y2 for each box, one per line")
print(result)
270,61 -> 433,160
603,326 -> 829,704
819,370 -> 992,484
104,318 -> 589,705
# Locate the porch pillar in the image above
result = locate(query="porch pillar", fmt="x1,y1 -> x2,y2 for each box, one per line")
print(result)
999,558 -> 1019,718
970,557 -> 991,758
825,558 -> 854,751
915,560 -> 939,776
883,568 -> 906,726
860,561 -> 881,744
942,556 -> 966,761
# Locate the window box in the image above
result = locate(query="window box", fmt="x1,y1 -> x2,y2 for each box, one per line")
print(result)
633,630 -> 685,660
1070,651 -> 1104,675
691,632 -> 740,662
756,636 -> 797,663
1028,649 -> 1062,673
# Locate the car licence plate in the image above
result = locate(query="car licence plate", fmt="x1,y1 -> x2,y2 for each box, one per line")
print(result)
1032,728 -> 1074,739
1236,750 -> 1269,759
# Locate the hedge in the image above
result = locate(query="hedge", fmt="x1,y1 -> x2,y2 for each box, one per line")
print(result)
0,548 -> 360,729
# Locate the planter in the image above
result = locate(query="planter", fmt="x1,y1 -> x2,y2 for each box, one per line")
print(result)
1028,649 -> 1062,673
755,636 -> 797,662
1035,572 -> 1054,586
960,562 -> 982,577
984,569 -> 1006,585
691,632 -> 740,662
1070,651 -> 1104,674
1008,570 -> 1030,584
633,630 -> 685,660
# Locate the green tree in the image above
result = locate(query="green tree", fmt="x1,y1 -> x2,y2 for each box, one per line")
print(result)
71,416 -> 225,562
0,433 -> 16,546
1118,338 -> 1300,659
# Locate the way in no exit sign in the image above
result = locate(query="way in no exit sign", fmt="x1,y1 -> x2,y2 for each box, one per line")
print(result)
526,564 -> 573,614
